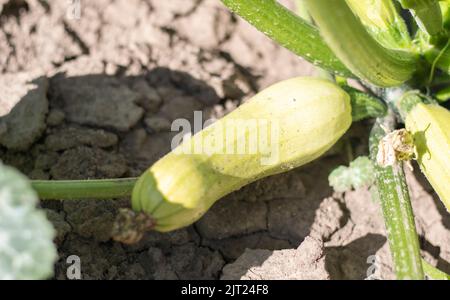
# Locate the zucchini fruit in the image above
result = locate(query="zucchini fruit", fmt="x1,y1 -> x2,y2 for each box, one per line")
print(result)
346,0 -> 412,49
132,77 -> 352,232
305,0 -> 417,87
405,103 -> 450,211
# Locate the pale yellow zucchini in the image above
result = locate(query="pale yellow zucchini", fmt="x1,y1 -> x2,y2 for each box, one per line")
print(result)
132,77 -> 352,231
406,103 -> 450,211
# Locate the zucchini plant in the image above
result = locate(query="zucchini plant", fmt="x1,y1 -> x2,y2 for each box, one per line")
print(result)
1,0 -> 450,279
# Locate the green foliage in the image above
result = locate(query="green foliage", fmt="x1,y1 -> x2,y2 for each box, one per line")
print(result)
398,0 -> 445,41
0,163 -> 57,280
343,86 -> 388,121
329,156 -> 375,192
328,166 -> 352,192
351,156 -> 377,188
436,85 -> 450,101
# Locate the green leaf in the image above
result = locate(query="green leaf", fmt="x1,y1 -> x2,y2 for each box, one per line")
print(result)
0,163 -> 57,280
436,85 -> 450,102
398,0 -> 445,42
342,86 -> 388,121
329,166 -> 353,192
350,156 -> 376,189
329,156 -> 376,192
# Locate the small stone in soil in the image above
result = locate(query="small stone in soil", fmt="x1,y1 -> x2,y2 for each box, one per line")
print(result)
144,116 -> 172,133
0,76 -> 49,150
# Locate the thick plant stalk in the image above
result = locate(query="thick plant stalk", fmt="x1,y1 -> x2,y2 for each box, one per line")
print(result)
346,0 -> 412,49
398,0 -> 445,41
295,0 -> 336,81
32,178 -> 137,200
422,259 -> 450,280
305,0 -> 417,87
220,0 -> 353,77
369,113 -> 424,279
385,87 -> 423,120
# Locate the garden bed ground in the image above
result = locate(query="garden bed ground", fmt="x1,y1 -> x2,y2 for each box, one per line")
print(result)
0,0 -> 449,279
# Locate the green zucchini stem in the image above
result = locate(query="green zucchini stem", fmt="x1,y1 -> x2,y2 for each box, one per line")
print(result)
423,39 -> 450,79
422,259 -> 450,280
220,0 -> 353,77
305,0 -> 418,87
31,178 -> 137,200
369,111 -> 424,279
383,85 -> 435,120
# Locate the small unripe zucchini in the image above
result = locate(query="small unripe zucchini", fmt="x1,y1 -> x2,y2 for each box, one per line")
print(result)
405,103 -> 450,211
305,0 -> 417,87
346,0 -> 412,49
132,77 -> 352,231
